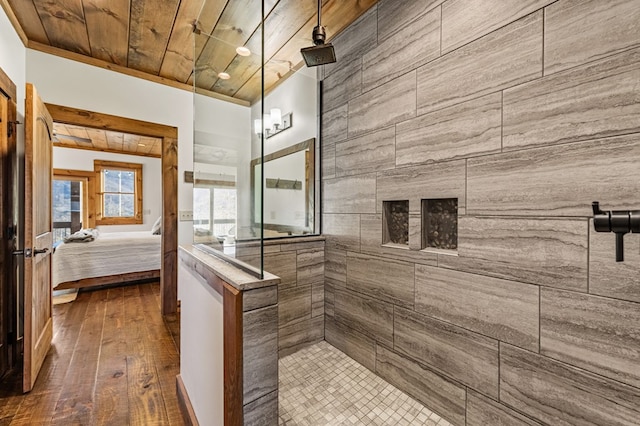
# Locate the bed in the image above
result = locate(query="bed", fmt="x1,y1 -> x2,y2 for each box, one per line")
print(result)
53,231 -> 162,290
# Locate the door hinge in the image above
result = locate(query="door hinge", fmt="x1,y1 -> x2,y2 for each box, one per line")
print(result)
7,120 -> 21,138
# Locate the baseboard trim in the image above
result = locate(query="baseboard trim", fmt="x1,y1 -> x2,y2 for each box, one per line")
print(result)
176,374 -> 199,426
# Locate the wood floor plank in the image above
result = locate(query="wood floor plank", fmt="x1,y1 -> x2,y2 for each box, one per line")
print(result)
93,287 -> 129,425
51,290 -> 108,425
3,283 -> 181,426
124,285 -> 170,425
9,291 -> 92,425
139,283 -> 182,425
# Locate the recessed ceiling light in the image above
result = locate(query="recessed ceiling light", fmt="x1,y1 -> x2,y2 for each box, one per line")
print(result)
218,72 -> 231,80
236,46 -> 251,57
138,143 -> 146,147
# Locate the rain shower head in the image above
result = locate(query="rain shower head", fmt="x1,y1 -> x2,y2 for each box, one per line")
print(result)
301,42 -> 336,67
301,0 -> 337,67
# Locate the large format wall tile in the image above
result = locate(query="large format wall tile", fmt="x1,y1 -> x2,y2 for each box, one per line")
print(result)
503,48 -> 640,150
466,390 -> 540,426
442,0 -> 552,53
241,251 -> 297,289
311,282 -> 324,318
417,11 -> 542,115
278,284 -> 311,328
334,288 -> 394,347
500,344 -> 640,426
439,217 -> 588,291
323,173 -> 376,214
243,390 -> 278,426
323,57 -> 362,114
323,104 -> 348,145
278,316 -> 324,358
589,223 -> 640,303
415,265 -> 539,351
396,93 -> 501,166
325,316 -> 376,371
376,160 -> 466,214
377,0 -> 444,41
346,252 -> 414,307
325,248 -> 346,286
335,126 -> 396,177
323,214 -> 361,252
322,105 -> 347,179
545,0 -> 640,74
467,134 -> 640,216
324,281 -> 335,318
540,288 -> 640,389
376,346 -> 466,426
243,305 -> 278,404
296,249 -> 324,287
394,307 -> 499,398
360,213 -> 438,266
324,6 -> 378,77
362,7 -> 440,91
348,71 -> 416,138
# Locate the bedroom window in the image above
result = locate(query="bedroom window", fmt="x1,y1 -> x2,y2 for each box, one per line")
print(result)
95,160 -> 143,225
53,169 -> 95,244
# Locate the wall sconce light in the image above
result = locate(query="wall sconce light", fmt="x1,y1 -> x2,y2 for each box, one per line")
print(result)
254,108 -> 293,138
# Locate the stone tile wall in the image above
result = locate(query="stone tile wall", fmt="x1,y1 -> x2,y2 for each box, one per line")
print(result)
236,237 -> 325,358
321,1 -> 640,425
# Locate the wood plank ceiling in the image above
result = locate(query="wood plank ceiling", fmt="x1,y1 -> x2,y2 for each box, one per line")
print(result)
53,122 -> 163,157
6,0 -> 378,104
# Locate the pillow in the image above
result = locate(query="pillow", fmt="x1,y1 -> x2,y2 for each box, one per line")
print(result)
151,216 -> 162,235
64,228 -> 98,243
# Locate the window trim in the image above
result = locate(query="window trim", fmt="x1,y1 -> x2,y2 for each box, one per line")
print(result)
53,169 -> 95,229
94,160 -> 143,225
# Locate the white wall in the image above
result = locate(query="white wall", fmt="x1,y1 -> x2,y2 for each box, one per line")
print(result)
179,263 -> 224,426
194,95 -> 252,238
251,66 -> 318,156
53,146 -> 162,233
26,48 -> 250,245
251,66 -> 320,233
0,7 -> 26,118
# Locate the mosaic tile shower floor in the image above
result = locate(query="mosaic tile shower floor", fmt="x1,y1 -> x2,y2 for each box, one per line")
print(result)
278,341 -> 453,426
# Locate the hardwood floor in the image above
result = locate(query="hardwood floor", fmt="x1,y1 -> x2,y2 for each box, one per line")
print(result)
0,282 -> 183,425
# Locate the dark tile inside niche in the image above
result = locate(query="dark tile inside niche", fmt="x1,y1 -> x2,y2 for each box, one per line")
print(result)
383,200 -> 409,246
422,198 -> 458,250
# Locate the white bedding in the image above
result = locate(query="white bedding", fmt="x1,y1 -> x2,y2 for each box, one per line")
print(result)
53,231 -> 161,288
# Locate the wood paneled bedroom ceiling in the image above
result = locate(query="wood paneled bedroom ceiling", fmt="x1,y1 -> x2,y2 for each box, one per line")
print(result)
53,122 -> 163,157
4,0 -> 378,105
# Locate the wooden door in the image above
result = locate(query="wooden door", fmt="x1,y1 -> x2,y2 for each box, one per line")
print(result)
23,83 -> 54,392
0,67 -> 18,380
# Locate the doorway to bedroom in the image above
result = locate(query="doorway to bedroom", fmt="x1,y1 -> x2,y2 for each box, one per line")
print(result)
46,104 -> 178,315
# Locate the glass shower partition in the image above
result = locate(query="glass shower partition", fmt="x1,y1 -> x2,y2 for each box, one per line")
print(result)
193,1 -> 320,278
192,0 -> 266,276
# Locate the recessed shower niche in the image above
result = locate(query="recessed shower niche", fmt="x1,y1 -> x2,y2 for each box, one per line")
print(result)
382,200 -> 409,246
422,198 -> 458,251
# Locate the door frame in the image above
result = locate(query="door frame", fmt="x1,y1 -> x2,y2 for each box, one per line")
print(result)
0,65 -> 18,376
46,104 -> 179,315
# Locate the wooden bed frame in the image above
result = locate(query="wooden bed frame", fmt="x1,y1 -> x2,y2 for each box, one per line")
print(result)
54,270 -> 160,290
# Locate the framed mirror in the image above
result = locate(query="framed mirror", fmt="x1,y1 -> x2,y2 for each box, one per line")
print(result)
250,138 -> 315,237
